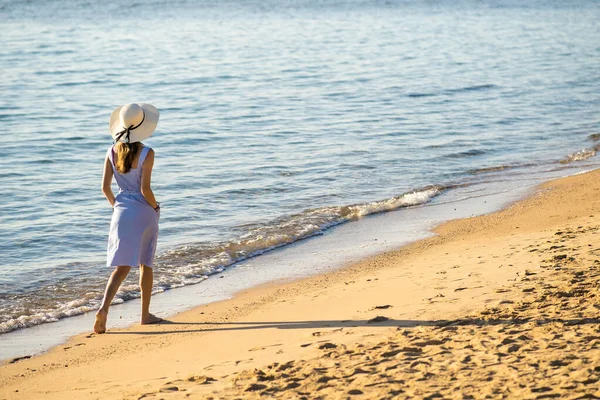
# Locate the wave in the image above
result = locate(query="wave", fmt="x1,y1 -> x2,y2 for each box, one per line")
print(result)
446,84 -> 497,94
444,149 -> 487,159
0,186 -> 443,334
560,148 -> 597,164
407,92 -> 437,98
467,165 -> 513,174
120,186 -> 445,294
407,84 -> 497,99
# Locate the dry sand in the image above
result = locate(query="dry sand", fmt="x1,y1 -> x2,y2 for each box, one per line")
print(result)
2,169 -> 600,399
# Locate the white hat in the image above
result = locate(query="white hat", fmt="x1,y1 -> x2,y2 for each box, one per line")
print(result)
109,103 -> 159,143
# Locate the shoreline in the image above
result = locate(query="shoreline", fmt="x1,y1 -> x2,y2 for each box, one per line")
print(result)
2,157 -> 597,343
0,165 -> 546,362
2,168 -> 600,398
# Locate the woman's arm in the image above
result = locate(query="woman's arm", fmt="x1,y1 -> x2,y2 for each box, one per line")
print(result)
102,156 -> 116,207
141,149 -> 159,209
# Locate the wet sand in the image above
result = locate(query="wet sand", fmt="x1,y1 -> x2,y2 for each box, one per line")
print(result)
2,169 -> 600,399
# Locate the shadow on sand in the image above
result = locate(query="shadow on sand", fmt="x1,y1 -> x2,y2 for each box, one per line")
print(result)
106,316 -> 600,335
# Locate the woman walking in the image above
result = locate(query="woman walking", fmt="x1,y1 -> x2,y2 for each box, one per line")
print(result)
94,103 -> 162,334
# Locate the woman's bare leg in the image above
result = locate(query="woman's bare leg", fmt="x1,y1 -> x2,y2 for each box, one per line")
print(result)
94,266 -> 131,334
140,265 -> 162,324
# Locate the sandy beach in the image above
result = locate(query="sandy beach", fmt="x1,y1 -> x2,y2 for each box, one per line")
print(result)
2,169 -> 600,399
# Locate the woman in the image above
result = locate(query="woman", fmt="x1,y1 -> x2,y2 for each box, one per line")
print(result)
94,103 -> 162,334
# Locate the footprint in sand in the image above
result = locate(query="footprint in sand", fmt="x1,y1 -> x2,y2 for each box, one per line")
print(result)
186,375 -> 215,384
249,344 -> 282,352
318,342 -> 338,350
372,305 -> 393,310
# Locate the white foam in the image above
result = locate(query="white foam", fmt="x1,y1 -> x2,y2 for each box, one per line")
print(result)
561,149 -> 597,164
344,188 -> 441,218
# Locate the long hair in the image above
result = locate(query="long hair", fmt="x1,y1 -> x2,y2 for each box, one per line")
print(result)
114,142 -> 141,174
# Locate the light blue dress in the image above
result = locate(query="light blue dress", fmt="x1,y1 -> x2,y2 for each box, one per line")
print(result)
106,145 -> 160,268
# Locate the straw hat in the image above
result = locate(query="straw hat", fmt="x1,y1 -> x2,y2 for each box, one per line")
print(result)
109,103 -> 159,143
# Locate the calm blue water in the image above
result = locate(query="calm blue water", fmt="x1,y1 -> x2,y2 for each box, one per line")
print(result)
0,0 -> 599,333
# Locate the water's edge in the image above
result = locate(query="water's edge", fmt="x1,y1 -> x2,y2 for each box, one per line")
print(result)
2,164 -> 596,363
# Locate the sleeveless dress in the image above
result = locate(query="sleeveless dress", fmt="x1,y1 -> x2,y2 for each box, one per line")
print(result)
106,145 -> 160,268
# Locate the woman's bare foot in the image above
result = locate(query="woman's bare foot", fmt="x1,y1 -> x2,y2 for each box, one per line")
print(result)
141,313 -> 163,325
94,310 -> 108,334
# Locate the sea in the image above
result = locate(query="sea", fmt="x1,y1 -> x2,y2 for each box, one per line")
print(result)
1,0 -> 599,354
